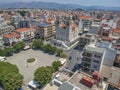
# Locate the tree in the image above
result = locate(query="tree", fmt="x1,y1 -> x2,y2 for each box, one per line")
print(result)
13,43 -> 21,52
34,67 -> 52,86
4,47 -> 13,56
52,61 -> 61,71
60,52 -> 67,58
56,49 -> 63,56
46,66 -> 55,73
50,46 -> 57,54
2,73 -> 23,90
0,48 -> 5,56
13,41 -> 25,52
17,11 -> 26,17
18,41 -> 25,49
0,62 -> 23,90
43,44 -> 52,52
32,39 -> 43,49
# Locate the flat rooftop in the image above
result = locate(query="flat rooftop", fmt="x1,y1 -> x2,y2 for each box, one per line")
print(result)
69,71 -> 102,90
85,45 -> 105,53
101,65 -> 120,88
88,26 -> 99,35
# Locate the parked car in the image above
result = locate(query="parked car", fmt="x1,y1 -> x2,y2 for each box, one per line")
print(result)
0,56 -> 6,62
23,45 -> 30,51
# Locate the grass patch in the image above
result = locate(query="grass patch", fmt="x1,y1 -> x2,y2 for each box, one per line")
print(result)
27,58 -> 35,63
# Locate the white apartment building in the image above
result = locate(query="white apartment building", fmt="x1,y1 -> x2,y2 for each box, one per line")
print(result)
0,18 -> 14,35
81,42 -> 116,73
3,28 -> 35,46
16,28 -> 35,41
81,45 -> 106,73
79,16 -> 92,33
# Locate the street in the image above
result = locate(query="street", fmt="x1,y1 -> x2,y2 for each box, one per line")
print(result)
64,45 -> 83,72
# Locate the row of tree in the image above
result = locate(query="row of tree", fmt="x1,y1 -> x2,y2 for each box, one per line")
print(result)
32,39 -> 67,58
0,62 -> 23,90
0,41 -> 25,56
34,61 -> 61,86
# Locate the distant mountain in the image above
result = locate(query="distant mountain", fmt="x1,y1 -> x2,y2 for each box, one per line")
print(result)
0,1 -> 120,11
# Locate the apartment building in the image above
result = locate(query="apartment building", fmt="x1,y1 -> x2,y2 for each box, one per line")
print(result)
117,20 -> 120,29
37,22 -> 55,41
16,28 -> 35,41
18,20 -> 30,28
98,24 -> 111,37
0,18 -> 14,35
81,42 -> 116,73
3,31 -> 20,46
81,45 -> 106,73
3,28 -> 35,46
79,16 -> 92,33
79,34 -> 96,47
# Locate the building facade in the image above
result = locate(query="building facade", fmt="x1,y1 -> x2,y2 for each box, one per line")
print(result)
54,21 -> 79,49
3,28 -> 35,46
81,45 -> 106,73
79,16 -> 92,33
37,22 -> 56,41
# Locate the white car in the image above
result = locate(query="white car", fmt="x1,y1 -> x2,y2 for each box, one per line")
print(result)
0,56 -> 6,62
23,45 -> 30,51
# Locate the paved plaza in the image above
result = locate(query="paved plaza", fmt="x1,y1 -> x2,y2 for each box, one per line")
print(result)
6,49 -> 58,90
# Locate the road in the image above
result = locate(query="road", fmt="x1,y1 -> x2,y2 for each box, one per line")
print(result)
64,45 -> 83,72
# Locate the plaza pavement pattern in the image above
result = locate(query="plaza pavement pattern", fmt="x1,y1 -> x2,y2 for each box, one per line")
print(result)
6,49 -> 58,90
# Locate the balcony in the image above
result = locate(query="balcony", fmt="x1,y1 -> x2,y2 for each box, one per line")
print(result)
82,62 -> 91,71
82,57 -> 91,63
82,52 -> 92,58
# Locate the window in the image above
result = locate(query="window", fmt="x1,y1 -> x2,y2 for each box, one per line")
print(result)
93,65 -> 97,68
94,55 -> 101,58
93,60 -> 99,64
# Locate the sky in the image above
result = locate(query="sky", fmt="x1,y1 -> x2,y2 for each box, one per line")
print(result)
0,0 -> 120,7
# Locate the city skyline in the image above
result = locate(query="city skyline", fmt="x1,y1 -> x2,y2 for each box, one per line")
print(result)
0,0 -> 120,7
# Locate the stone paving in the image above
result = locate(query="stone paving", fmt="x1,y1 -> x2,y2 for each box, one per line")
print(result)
6,49 -> 58,90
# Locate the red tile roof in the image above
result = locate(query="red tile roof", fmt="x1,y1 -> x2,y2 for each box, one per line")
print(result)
11,32 -> 20,38
113,28 -> 120,33
16,28 -> 31,33
3,34 -> 13,39
80,16 -> 90,20
72,23 -> 77,29
3,32 -> 20,39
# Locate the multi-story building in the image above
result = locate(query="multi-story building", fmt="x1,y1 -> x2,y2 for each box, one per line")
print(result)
98,24 -> 111,37
117,20 -> 120,29
18,20 -> 30,28
79,34 -> 96,47
10,15 -> 22,24
10,15 -> 22,29
3,31 -> 20,46
0,18 -> 14,35
81,42 -> 116,74
3,28 -> 35,46
79,16 -> 92,34
15,28 -> 35,41
81,45 -> 106,73
112,28 -> 120,38
37,22 -> 56,41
